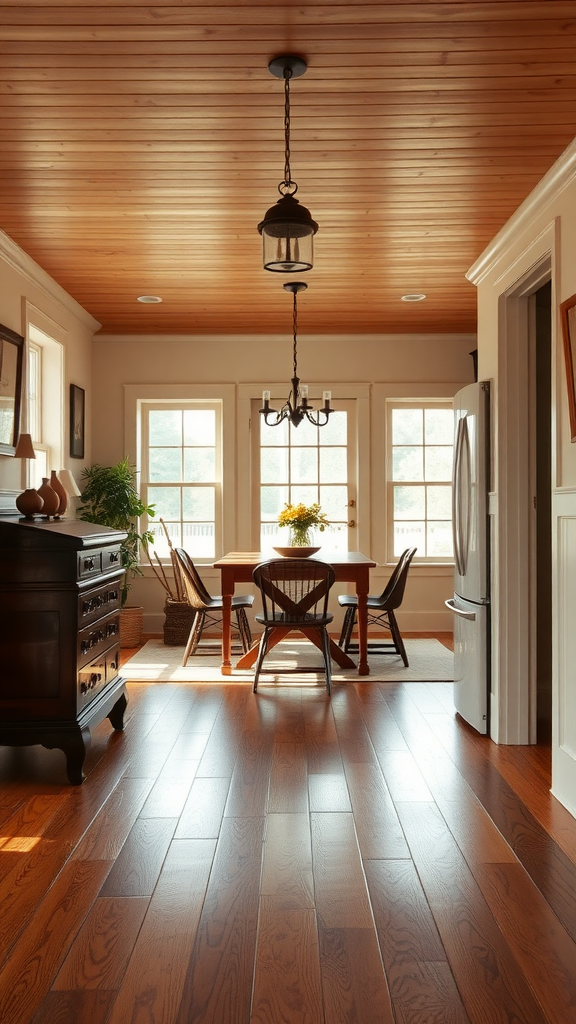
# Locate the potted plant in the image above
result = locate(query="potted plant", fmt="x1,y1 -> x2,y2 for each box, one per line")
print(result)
78,457 -> 155,647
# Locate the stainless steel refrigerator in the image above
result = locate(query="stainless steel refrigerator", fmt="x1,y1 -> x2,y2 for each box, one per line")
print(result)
445,381 -> 490,734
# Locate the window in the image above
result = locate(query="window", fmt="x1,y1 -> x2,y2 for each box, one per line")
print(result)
257,410 -> 351,553
26,327 -> 63,487
387,401 -> 454,561
141,403 -> 221,562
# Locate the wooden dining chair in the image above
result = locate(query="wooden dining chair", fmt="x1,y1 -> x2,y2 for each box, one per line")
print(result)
173,547 -> 253,665
252,558 -> 336,693
337,546 -> 417,666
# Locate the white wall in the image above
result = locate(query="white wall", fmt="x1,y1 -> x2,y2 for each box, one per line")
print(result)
0,230 -> 99,507
92,331 -> 474,634
468,136 -> 576,815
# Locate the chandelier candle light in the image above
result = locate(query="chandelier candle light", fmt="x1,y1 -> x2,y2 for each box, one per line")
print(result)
260,282 -> 334,428
258,55 -> 318,272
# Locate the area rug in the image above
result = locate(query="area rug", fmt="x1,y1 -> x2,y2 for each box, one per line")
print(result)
122,638 -> 454,683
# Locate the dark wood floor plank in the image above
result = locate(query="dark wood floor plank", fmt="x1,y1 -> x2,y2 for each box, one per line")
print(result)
344,761 -> 410,859
311,811 -> 373,929
251,907 -> 323,1024
318,925 -> 395,1024
268,741 -> 309,813
30,990 -> 116,1024
0,794 -> 65,880
139,774 -> 196,818
175,816 -> 265,1024
396,801 -> 550,1024
260,813 -> 314,911
376,749 -> 434,802
308,772 -> 352,812
475,861 -> 576,1024
0,858 -> 111,1024
175,775 -> 231,838
105,838 -> 216,1024
100,816 -> 177,897
304,700 -> 343,773
70,776 -> 153,861
365,859 -> 446,965
385,961 -> 472,1024
224,728 -> 274,818
52,896 -> 149,990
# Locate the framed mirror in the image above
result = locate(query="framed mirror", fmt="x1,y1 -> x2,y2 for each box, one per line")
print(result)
561,293 -> 576,442
0,324 -> 24,456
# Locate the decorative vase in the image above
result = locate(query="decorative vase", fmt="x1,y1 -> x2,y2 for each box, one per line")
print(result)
50,470 -> 68,517
37,476 -> 60,518
289,525 -> 313,547
15,488 -> 44,519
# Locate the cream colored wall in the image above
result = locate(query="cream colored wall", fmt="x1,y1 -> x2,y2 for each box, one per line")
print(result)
0,230 -> 98,505
468,136 -> 576,814
92,331 -> 474,634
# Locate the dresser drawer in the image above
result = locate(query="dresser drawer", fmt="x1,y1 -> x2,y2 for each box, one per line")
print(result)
78,612 -> 120,666
78,579 -> 121,628
78,550 -> 103,579
77,643 -> 121,710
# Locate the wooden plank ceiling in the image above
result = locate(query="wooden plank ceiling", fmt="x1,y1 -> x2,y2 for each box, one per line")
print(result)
1,1 -> 576,336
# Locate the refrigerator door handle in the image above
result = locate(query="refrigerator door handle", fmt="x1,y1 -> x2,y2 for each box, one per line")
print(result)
452,418 -> 466,577
445,598 -> 476,621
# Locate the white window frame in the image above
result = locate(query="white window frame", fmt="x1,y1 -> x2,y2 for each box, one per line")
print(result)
140,400 -> 222,564
386,398 -> 454,565
25,315 -> 65,488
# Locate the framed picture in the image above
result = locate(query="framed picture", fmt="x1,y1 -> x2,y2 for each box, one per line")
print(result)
0,324 -> 24,456
561,292 -> 576,442
70,384 -> 85,459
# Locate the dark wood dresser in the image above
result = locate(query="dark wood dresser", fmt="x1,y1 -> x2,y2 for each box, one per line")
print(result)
0,516 -> 129,784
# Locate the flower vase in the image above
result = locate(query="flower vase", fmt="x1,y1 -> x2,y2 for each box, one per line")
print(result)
37,476 -> 60,518
289,526 -> 313,547
50,470 -> 68,517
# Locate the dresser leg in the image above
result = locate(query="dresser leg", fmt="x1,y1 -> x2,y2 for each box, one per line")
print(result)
108,691 -> 128,731
63,726 -> 91,785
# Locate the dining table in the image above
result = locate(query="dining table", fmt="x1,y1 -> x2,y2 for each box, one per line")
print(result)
213,550 -> 377,676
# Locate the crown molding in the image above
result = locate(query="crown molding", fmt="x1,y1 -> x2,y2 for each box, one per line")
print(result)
0,229 -> 100,333
467,135 -> 576,285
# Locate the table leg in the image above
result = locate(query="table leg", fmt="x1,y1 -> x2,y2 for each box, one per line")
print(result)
220,569 -> 233,675
356,583 -> 370,676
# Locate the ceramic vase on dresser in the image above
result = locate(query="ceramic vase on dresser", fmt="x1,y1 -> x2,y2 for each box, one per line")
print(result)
50,470 -> 68,517
37,477 -> 60,518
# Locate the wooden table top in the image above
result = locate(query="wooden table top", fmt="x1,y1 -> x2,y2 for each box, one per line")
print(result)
214,550 -> 376,569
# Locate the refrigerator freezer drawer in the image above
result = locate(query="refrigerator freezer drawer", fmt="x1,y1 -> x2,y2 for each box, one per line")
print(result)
445,596 -> 488,734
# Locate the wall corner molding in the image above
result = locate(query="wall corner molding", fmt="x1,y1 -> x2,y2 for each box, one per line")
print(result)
466,136 -> 576,285
0,229 -> 101,333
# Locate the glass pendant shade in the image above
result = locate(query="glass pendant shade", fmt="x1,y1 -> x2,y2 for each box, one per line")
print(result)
259,194 -> 318,272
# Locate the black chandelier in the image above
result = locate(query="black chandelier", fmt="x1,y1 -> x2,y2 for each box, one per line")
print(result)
257,55 -> 318,273
260,282 -> 334,428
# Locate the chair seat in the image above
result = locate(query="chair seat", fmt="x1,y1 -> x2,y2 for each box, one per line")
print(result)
338,594 -> 387,610
208,594 -> 254,611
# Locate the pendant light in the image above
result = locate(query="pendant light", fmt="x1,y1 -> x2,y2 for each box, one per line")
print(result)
260,282 -> 334,428
258,55 -> 318,272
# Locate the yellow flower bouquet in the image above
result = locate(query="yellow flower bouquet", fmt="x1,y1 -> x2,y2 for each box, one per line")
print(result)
278,502 -> 330,547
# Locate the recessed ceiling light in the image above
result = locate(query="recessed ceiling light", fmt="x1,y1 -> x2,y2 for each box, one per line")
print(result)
137,295 -> 162,303
401,293 -> 427,302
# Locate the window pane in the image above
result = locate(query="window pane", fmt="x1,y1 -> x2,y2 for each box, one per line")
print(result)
425,446 -> 453,481
425,408 -> 454,445
149,447 -> 182,482
183,409 -> 215,446
150,520 -> 180,558
392,446 -> 424,481
261,522 -> 282,552
149,409 -> 182,446
183,522 -> 215,559
291,447 -> 318,483
290,485 -> 318,508
321,411 -> 347,445
427,521 -> 453,557
261,486 -> 289,521
319,446 -> 347,484
394,521 -> 424,557
392,408 -> 422,445
319,485 -> 348,522
394,485 -> 425,519
184,447 -> 215,482
261,418 -> 289,446
427,484 -> 452,520
182,486 -> 215,521
290,418 -> 317,445
261,446 -> 289,484
148,486 -> 181,520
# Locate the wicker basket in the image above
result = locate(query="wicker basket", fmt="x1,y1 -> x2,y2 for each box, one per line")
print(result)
163,599 -> 195,646
120,605 -> 144,648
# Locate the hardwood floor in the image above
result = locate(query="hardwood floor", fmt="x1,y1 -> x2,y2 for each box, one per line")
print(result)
0,636 -> 574,1024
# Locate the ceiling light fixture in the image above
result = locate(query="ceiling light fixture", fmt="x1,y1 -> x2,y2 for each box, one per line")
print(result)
137,295 -> 162,304
260,282 -> 334,428
401,293 -> 427,302
258,55 -> 318,273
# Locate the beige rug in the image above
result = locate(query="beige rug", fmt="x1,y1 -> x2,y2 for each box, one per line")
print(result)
122,638 -> 454,683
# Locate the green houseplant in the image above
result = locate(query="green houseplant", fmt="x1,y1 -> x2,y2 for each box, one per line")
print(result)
78,458 -> 155,646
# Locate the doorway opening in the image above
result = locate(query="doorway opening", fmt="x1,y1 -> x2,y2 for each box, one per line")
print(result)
532,281 -> 552,742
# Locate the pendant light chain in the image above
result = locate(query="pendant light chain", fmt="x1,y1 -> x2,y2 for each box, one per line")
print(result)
292,288 -> 299,378
283,69 -> 294,193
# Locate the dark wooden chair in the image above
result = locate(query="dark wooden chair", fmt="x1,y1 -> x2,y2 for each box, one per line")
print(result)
173,547 -> 253,665
252,558 -> 336,693
337,546 -> 417,666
